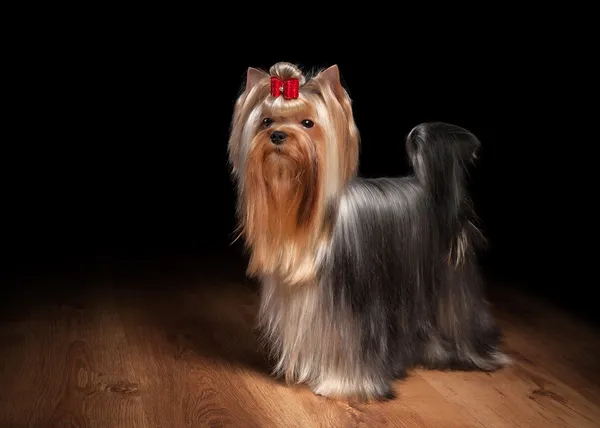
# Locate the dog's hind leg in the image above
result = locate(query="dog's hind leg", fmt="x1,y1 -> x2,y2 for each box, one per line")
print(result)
427,260 -> 512,372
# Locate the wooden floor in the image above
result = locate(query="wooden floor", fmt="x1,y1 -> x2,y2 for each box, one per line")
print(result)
1,254 -> 599,428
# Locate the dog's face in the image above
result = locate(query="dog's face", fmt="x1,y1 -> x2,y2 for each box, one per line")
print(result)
227,62 -> 360,280
247,97 -> 325,225
229,63 -> 359,197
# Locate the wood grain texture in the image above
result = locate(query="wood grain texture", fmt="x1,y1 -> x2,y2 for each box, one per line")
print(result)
0,280 -> 148,428
1,267 -> 599,428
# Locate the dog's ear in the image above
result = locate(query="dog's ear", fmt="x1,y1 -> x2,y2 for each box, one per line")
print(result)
316,64 -> 359,181
316,64 -> 344,97
246,67 -> 268,92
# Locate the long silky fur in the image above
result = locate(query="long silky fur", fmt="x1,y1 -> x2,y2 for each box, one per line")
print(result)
318,123 -> 510,399
229,63 -> 510,402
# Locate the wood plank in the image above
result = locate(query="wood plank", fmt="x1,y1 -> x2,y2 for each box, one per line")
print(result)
0,281 -> 149,428
420,361 -> 600,428
492,283 -> 600,403
114,282 -> 282,427
419,284 -> 600,428
1,270 -> 599,427
114,279 -> 484,428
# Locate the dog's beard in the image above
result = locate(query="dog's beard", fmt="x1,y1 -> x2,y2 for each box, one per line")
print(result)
241,129 -> 324,282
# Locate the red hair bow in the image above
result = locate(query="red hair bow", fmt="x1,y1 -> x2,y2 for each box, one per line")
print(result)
270,76 -> 299,99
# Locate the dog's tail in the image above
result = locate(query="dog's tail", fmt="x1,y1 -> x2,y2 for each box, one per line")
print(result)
406,122 -> 485,261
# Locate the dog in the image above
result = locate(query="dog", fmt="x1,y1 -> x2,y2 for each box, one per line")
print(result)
227,61 -> 510,401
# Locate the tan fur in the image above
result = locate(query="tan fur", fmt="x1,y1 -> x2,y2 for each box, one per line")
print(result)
242,113 -> 325,282
228,62 -> 359,286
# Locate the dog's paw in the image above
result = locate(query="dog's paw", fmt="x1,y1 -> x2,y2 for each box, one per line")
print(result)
311,376 -> 392,402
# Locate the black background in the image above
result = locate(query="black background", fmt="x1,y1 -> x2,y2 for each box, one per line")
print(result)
2,31 -> 593,321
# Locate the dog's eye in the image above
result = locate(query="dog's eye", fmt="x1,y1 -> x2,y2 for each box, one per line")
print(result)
262,118 -> 274,127
301,119 -> 314,128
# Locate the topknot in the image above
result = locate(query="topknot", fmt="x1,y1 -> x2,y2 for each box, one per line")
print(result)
269,62 -> 306,86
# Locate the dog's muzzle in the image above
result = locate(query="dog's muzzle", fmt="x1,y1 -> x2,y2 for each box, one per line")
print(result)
270,131 -> 287,145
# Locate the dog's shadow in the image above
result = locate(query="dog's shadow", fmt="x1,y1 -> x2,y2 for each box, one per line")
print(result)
170,282 -> 276,379
120,260 -> 283,384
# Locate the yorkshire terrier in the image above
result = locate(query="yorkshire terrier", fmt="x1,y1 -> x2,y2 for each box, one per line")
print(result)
227,62 -> 510,401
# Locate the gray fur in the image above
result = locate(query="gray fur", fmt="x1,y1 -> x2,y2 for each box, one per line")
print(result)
257,123 -> 510,400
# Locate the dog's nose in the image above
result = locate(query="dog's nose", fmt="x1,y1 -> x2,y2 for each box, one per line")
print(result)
270,131 -> 287,145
